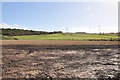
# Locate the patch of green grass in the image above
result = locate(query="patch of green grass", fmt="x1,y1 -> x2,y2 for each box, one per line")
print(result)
2,35 -> 18,40
13,33 -> 118,41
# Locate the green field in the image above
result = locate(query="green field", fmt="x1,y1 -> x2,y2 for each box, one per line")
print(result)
2,35 -> 17,40
11,33 -> 118,41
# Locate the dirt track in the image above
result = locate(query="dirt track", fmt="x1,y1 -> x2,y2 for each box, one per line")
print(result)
1,41 -> 120,80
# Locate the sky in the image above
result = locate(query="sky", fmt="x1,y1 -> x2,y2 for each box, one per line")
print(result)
1,2 -> 118,33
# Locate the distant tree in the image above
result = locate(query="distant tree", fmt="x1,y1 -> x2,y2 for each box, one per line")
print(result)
1,28 -> 62,36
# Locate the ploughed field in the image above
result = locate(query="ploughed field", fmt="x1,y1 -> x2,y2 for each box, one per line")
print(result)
2,40 -> 119,45
2,40 -> 120,79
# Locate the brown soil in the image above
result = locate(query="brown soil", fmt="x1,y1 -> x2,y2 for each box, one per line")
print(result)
2,40 -> 119,45
1,41 -> 120,80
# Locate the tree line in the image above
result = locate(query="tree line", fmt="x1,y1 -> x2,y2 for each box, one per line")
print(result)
1,28 -> 63,36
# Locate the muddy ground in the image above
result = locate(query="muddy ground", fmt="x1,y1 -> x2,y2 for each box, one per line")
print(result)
2,45 -> 120,80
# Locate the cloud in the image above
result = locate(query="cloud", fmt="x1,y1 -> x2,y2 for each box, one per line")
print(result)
0,23 -> 16,29
0,23 -> 29,30
67,26 -> 118,33
13,24 -> 19,27
86,6 -> 91,11
19,27 -> 29,30
0,23 -> 118,33
68,27 -> 90,33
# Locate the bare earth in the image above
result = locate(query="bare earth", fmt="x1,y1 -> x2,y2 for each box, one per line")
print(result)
1,40 -> 120,80
2,40 -> 119,45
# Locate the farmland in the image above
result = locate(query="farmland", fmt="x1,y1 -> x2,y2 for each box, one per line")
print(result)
2,40 -> 120,79
1,1 -> 119,79
2,40 -> 119,45
1,28 -> 119,41
13,33 -> 118,41
2,35 -> 17,40
1,30 -> 120,79
1,27 -> 120,80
